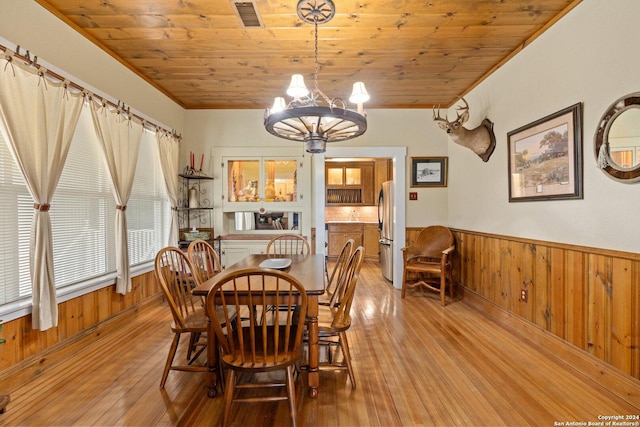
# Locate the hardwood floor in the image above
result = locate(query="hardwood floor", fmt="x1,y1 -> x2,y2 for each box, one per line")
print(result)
0,260 -> 638,426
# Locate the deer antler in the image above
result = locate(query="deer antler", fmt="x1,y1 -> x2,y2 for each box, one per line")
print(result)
432,96 -> 496,162
454,96 -> 470,125
432,105 -> 449,124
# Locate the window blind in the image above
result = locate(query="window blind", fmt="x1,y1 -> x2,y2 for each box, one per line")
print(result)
128,131 -> 171,266
0,104 -> 170,306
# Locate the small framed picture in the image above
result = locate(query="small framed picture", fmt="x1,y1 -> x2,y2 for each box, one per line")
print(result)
507,103 -> 583,202
411,157 -> 448,187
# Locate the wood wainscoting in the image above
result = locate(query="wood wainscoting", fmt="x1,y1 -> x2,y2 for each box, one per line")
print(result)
0,270 -> 161,372
406,227 -> 640,381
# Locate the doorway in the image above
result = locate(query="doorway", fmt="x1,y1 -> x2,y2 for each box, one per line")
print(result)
312,146 -> 406,288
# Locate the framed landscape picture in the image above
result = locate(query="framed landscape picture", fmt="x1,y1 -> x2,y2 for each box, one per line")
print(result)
507,103 -> 583,202
411,157 -> 448,187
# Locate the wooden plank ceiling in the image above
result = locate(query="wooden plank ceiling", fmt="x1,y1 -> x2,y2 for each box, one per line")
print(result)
35,0 -> 581,109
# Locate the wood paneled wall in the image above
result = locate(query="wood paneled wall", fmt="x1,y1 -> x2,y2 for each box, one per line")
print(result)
0,270 -> 161,372
406,227 -> 640,381
3,230 -> 638,382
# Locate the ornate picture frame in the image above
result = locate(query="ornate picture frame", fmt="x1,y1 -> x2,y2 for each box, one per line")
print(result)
410,157 -> 448,188
507,103 -> 583,202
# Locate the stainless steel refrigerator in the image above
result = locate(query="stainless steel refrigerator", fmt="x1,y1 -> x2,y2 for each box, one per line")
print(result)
378,180 -> 394,281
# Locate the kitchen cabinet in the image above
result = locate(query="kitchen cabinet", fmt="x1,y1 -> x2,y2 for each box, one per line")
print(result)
219,240 -> 268,268
363,223 -> 380,260
222,157 -> 303,212
327,222 -> 379,260
178,173 -> 214,247
374,158 -> 392,196
325,161 -> 375,205
327,223 -> 362,258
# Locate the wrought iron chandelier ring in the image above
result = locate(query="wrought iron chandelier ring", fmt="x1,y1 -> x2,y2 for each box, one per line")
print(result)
264,0 -> 369,153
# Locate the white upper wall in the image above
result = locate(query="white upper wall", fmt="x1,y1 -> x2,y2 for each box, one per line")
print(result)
184,108 -> 451,227
451,0 -> 640,253
0,1 -> 184,132
2,0 -> 638,253
184,0 -> 640,254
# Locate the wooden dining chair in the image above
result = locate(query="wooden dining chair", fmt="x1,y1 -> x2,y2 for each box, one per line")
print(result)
187,238 -> 240,358
401,225 -> 455,306
266,233 -> 310,255
154,247 -> 208,388
321,238 -> 354,307
265,233 -> 310,319
206,268 -> 308,427
187,239 -> 222,284
314,246 -> 364,388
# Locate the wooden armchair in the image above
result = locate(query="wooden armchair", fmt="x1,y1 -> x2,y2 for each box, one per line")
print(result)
401,226 -> 455,306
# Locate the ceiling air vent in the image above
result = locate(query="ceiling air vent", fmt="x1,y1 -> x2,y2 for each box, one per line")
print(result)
232,1 -> 263,28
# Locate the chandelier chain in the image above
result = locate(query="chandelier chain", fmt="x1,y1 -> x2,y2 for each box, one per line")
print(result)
312,15 -> 331,106
314,17 -> 319,92
263,0 -> 367,154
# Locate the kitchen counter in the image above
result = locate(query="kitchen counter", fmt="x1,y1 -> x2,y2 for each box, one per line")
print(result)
217,234 -> 283,241
325,220 -> 377,224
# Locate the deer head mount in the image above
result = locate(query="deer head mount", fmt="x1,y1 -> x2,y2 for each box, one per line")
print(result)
433,97 -> 496,162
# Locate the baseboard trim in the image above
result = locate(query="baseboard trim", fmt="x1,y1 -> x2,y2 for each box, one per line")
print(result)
0,294 -> 163,381
459,287 -> 640,407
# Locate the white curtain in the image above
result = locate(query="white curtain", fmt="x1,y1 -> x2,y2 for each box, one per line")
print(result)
156,130 -> 180,247
0,52 -> 84,330
90,100 -> 143,295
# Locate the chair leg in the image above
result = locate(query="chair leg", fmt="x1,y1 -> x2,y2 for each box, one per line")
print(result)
187,332 -> 199,360
440,271 -> 446,306
286,365 -> 298,427
401,268 -> 407,298
222,369 -> 236,427
160,333 -> 180,388
448,267 -> 455,299
339,331 -> 356,389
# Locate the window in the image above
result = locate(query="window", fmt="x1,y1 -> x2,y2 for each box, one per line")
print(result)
0,125 -> 30,304
0,105 -> 170,306
128,131 -> 171,266
51,107 -> 116,290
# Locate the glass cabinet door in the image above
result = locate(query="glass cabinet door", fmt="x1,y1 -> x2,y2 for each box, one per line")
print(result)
326,167 -> 343,185
224,157 -> 300,211
264,159 -> 297,202
227,159 -> 260,202
345,167 -> 361,185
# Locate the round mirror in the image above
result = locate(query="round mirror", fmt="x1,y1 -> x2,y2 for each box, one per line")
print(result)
594,92 -> 640,182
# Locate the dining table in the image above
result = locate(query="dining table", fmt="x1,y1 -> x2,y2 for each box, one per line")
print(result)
191,253 -> 326,398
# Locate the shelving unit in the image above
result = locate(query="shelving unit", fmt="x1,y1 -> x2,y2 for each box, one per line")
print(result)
325,161 -> 375,205
178,170 -> 214,247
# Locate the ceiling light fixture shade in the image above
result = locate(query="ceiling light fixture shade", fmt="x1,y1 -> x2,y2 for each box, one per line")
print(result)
286,74 -> 309,98
270,97 -> 286,113
264,0 -> 368,153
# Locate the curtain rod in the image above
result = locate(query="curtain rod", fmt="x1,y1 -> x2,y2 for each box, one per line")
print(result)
0,43 -> 181,140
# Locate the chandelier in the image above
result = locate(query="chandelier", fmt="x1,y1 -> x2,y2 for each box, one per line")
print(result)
264,0 -> 369,153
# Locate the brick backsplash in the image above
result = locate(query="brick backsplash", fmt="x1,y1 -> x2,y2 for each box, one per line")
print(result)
325,206 -> 378,222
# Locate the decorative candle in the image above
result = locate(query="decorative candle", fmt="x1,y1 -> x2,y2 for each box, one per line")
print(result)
200,153 -> 204,171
